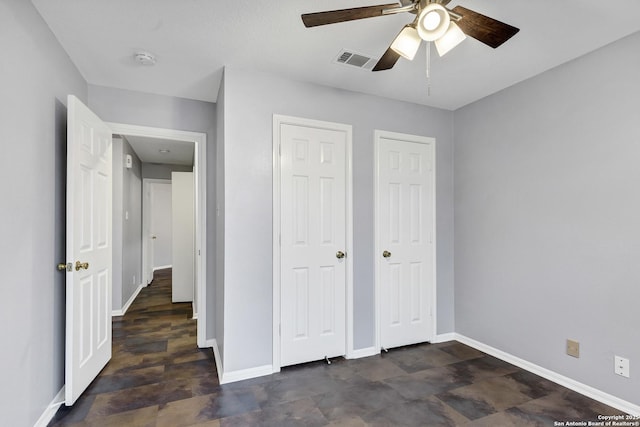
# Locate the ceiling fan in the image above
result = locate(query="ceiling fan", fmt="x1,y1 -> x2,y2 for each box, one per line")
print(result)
301,0 -> 519,71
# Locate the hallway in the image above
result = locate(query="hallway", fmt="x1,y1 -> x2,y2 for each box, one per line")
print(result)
50,268 -> 624,426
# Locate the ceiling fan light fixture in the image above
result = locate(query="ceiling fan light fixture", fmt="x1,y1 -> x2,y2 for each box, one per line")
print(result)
390,25 -> 422,60
434,21 -> 467,56
417,3 -> 450,42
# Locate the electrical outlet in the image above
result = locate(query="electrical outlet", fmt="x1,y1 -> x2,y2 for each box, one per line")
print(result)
566,339 -> 580,358
614,356 -> 630,378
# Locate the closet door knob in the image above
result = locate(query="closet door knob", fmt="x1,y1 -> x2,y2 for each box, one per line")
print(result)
382,250 -> 391,258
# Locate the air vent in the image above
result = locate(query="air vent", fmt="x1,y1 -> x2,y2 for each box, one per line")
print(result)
334,49 -> 378,70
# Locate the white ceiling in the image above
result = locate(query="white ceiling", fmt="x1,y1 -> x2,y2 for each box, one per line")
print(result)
124,135 -> 194,166
33,0 -> 640,110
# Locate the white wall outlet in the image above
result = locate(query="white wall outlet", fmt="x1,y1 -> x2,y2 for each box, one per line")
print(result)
566,339 -> 580,358
614,356 -> 630,378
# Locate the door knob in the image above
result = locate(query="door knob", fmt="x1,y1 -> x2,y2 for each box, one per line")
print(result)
57,263 -> 71,272
382,250 -> 391,258
336,251 -> 346,259
75,261 -> 89,271
152,235 -> 157,240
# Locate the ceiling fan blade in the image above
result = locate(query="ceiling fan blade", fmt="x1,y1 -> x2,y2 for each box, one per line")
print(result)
302,3 -> 401,28
451,6 -> 519,48
372,46 -> 401,71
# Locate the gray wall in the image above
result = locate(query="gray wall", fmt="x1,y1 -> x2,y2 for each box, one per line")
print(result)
88,85 -> 217,340
121,138 -> 143,305
0,1 -> 87,425
220,67 -> 455,373
112,137 -> 143,310
142,162 -> 193,180
112,138 -> 125,308
215,73 -> 226,361
454,31 -> 640,405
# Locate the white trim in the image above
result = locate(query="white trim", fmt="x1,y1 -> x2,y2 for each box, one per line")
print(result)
112,283 -> 144,316
108,123 -> 207,349
34,386 -> 65,427
374,130 -> 437,352
221,365 -> 274,385
455,334 -> 640,416
432,332 -> 456,343
346,346 -> 379,360
153,264 -> 172,272
272,114 -> 353,371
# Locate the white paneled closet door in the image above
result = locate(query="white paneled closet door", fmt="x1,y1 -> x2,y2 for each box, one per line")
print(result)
376,131 -> 435,351
279,121 -> 348,367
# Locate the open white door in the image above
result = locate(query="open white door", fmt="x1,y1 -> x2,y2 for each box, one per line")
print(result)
171,172 -> 195,303
65,95 -> 113,405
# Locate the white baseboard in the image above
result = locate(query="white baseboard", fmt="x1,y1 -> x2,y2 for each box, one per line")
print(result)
454,334 -> 640,416
221,364 -> 274,385
346,346 -> 379,359
432,332 -> 456,343
153,265 -> 172,271
34,386 -> 65,427
112,283 -> 144,316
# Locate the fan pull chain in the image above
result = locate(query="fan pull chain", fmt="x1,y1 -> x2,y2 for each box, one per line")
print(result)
425,42 -> 431,96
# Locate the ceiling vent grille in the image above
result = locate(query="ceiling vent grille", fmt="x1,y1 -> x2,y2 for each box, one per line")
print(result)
334,49 -> 377,70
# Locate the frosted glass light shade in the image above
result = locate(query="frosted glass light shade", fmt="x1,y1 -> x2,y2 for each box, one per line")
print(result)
417,3 -> 450,41
390,25 -> 422,60
435,22 -> 467,56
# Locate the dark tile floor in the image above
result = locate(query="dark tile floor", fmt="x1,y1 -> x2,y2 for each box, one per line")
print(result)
50,268 -> 625,426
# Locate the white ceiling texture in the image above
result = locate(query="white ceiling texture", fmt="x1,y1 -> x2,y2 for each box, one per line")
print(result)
33,0 -> 640,111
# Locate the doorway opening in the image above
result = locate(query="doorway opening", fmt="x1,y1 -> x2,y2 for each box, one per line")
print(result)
109,122 -> 207,348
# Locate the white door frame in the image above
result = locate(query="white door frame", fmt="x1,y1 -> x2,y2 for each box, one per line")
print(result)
272,114 -> 354,372
108,122 -> 207,348
374,129 -> 437,352
142,178 -> 172,285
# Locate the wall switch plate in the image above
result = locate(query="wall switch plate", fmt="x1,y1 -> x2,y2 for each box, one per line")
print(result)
614,356 -> 630,378
566,339 -> 580,358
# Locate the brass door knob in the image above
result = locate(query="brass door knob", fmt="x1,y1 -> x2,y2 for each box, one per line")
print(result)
75,261 -> 89,271
57,263 -> 69,271
382,250 -> 392,258
336,251 -> 346,259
